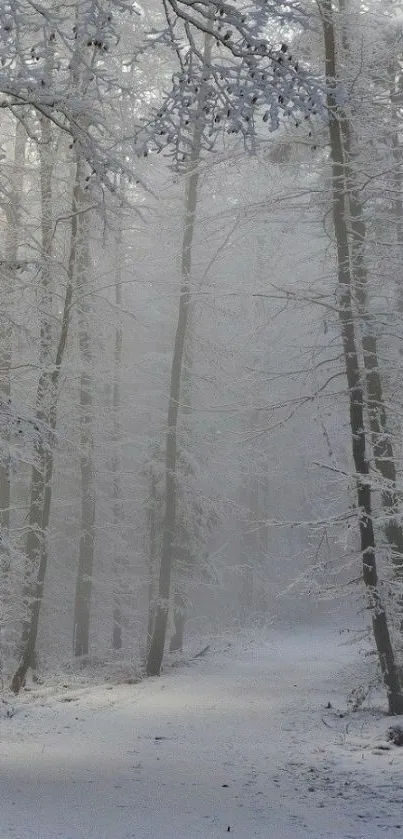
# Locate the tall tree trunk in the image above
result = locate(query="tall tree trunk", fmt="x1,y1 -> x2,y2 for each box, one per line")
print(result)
337,0 -> 403,577
390,70 -> 403,285
146,470 -> 158,653
146,31 -> 213,677
387,58 -> 403,570
320,0 -> 403,714
0,121 -> 26,679
168,314 -> 194,652
10,162 -> 79,693
112,224 -> 124,651
145,260 -> 191,675
382,20 -> 403,307
169,589 -> 186,652
347,174 -> 403,570
10,117 -> 55,691
255,236 -> 270,566
73,165 -> 95,657
0,120 -> 26,554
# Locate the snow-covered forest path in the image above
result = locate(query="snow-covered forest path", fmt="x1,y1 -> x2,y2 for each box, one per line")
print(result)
1,628 -> 402,839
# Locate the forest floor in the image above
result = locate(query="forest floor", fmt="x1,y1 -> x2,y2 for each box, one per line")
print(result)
0,625 -> 403,838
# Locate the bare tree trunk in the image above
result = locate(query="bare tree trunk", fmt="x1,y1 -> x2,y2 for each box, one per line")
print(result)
146,31 -> 213,677
168,315 -> 193,652
146,471 -> 158,653
337,0 -> 403,575
112,225 -> 124,651
390,71 -> 403,279
381,21 -> 403,309
11,163 -> 79,693
0,121 -> 26,678
387,58 -> 403,562
169,589 -> 186,652
145,276 -> 190,675
73,165 -> 95,657
10,117 -> 55,691
0,120 -> 26,553
347,177 -> 403,568
320,0 -> 403,714
239,475 -> 259,624
255,236 -> 270,566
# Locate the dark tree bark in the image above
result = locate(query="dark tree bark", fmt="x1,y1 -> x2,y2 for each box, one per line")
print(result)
0,121 -> 26,553
111,224 -> 124,650
347,180 -> 403,570
146,471 -> 158,653
10,164 -> 78,693
320,0 -> 403,715
145,280 -> 190,675
337,0 -> 403,577
386,55 -> 403,574
73,167 -> 95,658
146,31 -> 213,677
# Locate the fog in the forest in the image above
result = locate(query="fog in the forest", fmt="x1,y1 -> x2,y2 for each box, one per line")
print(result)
3,4 -> 403,837
2,1 -> 403,819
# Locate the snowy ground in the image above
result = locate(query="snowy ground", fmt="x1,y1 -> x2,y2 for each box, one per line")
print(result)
1,627 -> 403,839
